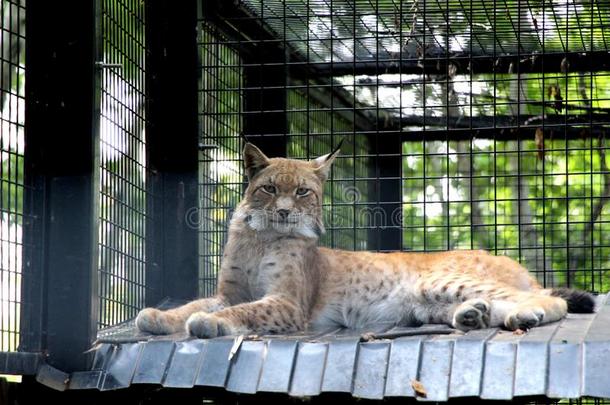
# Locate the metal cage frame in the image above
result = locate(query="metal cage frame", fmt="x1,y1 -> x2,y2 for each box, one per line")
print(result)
0,0 -> 609,403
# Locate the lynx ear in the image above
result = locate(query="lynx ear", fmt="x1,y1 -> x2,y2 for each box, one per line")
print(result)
243,143 -> 270,180
312,139 -> 343,182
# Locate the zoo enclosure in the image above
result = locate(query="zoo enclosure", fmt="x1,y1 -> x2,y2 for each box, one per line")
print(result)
201,0 -> 610,291
0,0 -> 609,392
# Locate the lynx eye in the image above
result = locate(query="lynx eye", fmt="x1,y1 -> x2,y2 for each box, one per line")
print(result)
296,187 -> 310,196
262,184 -> 277,194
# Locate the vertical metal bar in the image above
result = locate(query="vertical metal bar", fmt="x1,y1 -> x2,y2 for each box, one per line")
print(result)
564,0 -> 571,287
18,0 -> 45,354
23,0 -> 100,371
541,0 -> 547,286
5,0 -> 13,352
468,0 -> 474,251
329,0 -> 335,249
492,0 -> 498,257
422,0 -> 427,252
516,0 -> 523,267
146,0 -> 200,305
581,0 -> 592,291
369,133 -> 402,252
439,0 -> 448,250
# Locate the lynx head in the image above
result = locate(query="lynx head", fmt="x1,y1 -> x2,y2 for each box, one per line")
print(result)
237,142 -> 340,239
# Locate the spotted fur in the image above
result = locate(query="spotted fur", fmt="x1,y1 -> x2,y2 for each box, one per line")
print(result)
136,143 -> 594,338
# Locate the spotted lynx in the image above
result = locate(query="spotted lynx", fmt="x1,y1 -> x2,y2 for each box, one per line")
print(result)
136,143 -> 594,338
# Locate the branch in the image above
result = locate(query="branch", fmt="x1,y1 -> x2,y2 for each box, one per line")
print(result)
360,326 -> 456,342
378,114 -> 610,131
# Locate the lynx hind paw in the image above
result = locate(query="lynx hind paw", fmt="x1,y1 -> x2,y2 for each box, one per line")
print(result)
452,298 -> 491,331
186,312 -> 235,339
136,308 -> 176,335
505,307 -> 545,331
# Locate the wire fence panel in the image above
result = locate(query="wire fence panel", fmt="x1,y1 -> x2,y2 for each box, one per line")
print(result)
198,21 -> 244,297
98,0 -> 148,328
200,0 -> 610,295
0,0 -> 25,353
287,87 -> 372,251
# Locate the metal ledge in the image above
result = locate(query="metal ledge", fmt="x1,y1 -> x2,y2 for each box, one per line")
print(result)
0,352 -> 42,376
37,294 -> 610,400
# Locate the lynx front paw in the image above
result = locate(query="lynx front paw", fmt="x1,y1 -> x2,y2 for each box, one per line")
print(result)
452,298 -> 491,331
186,312 -> 235,338
136,308 -> 177,335
505,307 -> 545,331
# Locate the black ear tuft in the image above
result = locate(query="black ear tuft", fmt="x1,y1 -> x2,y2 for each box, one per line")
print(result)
328,138 -> 344,162
243,143 -> 270,180
312,138 -> 343,181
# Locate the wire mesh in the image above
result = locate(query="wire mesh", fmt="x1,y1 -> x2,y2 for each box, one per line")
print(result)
97,0 -> 148,328
200,0 -> 610,296
287,86 -> 372,250
0,0 -> 25,353
198,21 -> 244,297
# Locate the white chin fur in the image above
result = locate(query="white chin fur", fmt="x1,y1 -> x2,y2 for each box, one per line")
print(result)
245,211 -> 320,239
294,225 -> 319,239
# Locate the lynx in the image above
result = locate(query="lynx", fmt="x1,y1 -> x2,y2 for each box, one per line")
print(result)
136,143 -> 595,338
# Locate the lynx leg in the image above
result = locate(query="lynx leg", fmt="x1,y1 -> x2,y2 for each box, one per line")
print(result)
136,295 -> 227,335
503,293 -> 567,330
186,295 -> 305,338
452,298 -> 491,331
487,293 -> 567,330
423,275 -> 568,331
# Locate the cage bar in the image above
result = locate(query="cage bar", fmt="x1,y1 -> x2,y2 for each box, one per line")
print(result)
1,0 -> 610,401
23,0 -> 99,371
145,0 -> 200,305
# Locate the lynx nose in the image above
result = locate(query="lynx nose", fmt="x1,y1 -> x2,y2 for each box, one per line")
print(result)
276,209 -> 290,220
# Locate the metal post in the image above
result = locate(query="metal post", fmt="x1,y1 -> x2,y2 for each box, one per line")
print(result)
368,133 -> 402,252
23,1 -> 100,371
145,0 -> 200,306
242,45 -> 288,157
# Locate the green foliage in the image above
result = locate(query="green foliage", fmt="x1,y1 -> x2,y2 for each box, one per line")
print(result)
198,18 -> 610,292
287,88 -> 371,251
401,137 -> 610,291
0,153 -> 23,223
198,23 -> 244,296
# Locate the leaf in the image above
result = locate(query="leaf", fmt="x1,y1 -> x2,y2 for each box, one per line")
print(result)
411,379 -> 427,398
546,84 -> 563,112
561,57 -> 570,73
535,128 -> 545,161
245,334 -> 262,341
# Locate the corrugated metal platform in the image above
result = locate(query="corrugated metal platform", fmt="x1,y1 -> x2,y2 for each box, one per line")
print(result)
47,295 -> 610,400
